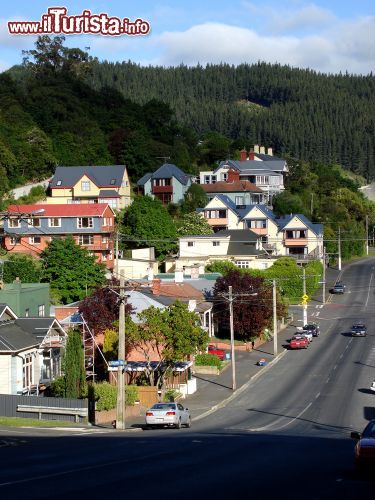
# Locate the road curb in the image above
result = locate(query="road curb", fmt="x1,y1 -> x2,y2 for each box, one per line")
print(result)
192,348 -> 288,422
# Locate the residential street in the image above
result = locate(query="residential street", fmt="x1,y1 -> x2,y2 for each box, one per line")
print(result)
0,257 -> 374,498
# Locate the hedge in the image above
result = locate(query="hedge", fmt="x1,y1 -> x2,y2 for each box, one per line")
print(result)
195,353 -> 222,367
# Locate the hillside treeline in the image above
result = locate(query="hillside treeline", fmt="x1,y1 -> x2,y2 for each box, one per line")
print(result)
90,61 -> 375,179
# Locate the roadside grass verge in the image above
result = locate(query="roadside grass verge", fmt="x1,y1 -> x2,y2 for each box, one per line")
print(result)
0,416 -> 83,427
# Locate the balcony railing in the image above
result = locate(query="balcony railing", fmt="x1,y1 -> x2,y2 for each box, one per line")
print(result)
152,185 -> 173,193
283,238 -> 308,246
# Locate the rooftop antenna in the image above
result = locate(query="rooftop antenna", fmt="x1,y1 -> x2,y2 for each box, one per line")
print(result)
156,156 -> 170,164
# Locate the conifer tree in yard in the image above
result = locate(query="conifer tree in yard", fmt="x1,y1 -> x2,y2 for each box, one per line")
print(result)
41,236 -> 106,304
63,329 -> 87,399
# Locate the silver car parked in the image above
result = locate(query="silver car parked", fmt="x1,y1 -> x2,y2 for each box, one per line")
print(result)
145,402 -> 191,429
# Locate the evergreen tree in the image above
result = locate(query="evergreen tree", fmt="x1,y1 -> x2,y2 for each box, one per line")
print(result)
63,329 -> 87,399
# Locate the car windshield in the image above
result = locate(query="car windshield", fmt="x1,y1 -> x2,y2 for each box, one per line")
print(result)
363,421 -> 375,438
353,324 -> 365,328
151,404 -> 176,410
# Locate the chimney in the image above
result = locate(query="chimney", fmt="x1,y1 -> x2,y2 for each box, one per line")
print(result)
191,266 -> 200,279
260,146 -> 266,154
175,269 -> 184,283
147,266 -> 154,281
254,144 -> 260,154
248,149 -> 255,160
227,168 -> 240,183
240,148 -> 247,161
152,278 -> 161,295
188,299 -> 197,312
267,147 -> 273,156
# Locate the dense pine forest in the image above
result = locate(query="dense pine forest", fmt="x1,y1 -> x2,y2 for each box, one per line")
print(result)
90,61 -> 375,179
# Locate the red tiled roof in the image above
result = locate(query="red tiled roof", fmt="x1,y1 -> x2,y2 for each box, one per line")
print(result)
7,204 -> 113,217
201,181 -> 262,193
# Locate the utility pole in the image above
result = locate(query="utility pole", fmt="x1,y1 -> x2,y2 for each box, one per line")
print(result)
115,230 -> 119,277
366,215 -> 369,256
116,271 -> 126,430
338,227 -> 342,271
322,247 -> 326,304
272,279 -> 278,356
302,268 -> 307,326
229,286 -> 236,391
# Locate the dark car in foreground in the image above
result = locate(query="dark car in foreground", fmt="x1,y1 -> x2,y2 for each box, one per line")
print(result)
302,323 -> 320,337
351,420 -> 375,470
351,322 -> 367,337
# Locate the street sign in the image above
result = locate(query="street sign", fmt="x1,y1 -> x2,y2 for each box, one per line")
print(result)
302,294 -> 309,301
109,360 -> 125,367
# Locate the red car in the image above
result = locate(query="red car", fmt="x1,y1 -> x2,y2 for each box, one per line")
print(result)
351,420 -> 375,470
289,335 -> 309,349
207,344 -> 226,360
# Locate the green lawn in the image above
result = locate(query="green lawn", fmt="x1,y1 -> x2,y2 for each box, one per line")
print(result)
0,416 -> 84,427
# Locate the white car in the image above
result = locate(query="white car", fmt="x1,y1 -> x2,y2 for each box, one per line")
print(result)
145,402 -> 191,429
371,380 -> 375,392
296,329 -> 313,342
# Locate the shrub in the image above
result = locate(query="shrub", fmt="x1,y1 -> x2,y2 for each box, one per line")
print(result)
125,385 -> 139,406
50,376 -> 66,397
93,382 -> 117,411
163,388 -> 182,402
195,353 -> 222,367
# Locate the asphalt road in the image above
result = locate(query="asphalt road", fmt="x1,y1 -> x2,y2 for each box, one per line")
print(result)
1,259 -> 375,499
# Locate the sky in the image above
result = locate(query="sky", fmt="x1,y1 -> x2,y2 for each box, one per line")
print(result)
1,1 -> 374,74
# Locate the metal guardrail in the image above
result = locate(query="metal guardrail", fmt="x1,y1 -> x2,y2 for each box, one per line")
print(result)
17,404 -> 88,423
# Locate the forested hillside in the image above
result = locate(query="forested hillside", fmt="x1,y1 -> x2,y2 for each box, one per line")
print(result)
90,61 -> 375,179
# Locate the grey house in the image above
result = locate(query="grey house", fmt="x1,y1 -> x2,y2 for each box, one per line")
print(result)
137,163 -> 192,205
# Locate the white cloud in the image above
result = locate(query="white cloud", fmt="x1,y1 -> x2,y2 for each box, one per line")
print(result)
152,19 -> 375,74
267,4 -> 335,34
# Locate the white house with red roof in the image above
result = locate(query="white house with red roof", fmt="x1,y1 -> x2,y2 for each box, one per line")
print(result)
3,204 -> 115,268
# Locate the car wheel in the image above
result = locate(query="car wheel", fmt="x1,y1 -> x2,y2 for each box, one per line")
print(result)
176,418 -> 182,429
185,417 -> 191,428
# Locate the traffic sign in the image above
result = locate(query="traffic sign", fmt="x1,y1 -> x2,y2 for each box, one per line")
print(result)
109,360 -> 125,367
302,294 -> 309,301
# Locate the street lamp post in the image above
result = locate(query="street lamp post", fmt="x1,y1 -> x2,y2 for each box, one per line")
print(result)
273,279 -> 278,356
228,286 -> 236,391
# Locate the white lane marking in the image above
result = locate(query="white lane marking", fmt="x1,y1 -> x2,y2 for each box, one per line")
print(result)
318,305 -> 324,309
339,354 -> 343,359
333,365 -> 337,370
326,378 -> 330,383
315,393 -> 320,399
315,311 -> 320,317
248,402 -> 313,432
365,272 -> 373,308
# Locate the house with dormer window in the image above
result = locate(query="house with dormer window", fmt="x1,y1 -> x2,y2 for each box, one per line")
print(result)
199,145 -> 287,203
48,165 -> 131,209
0,304 -> 66,395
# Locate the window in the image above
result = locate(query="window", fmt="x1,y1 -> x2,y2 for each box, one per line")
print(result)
29,236 -> 41,244
23,354 -> 33,389
78,235 -> 94,245
221,173 -> 228,181
101,199 -> 118,209
102,236 -> 108,243
248,219 -> 267,229
110,178 -> 116,185
9,218 -> 21,228
38,304 -> 45,317
103,217 -> 113,226
213,241 -> 220,247
81,180 -> 91,191
204,175 -> 211,184
235,196 -> 245,207
218,210 -> 226,219
48,217 -> 61,227
28,218 -> 41,227
77,217 -> 93,228
256,175 -> 270,185
211,175 -> 216,184
235,261 -> 251,269
101,251 -> 107,261
187,241 -> 194,247
56,180 -> 62,186
9,236 -> 20,245
67,199 -> 81,204
286,230 -> 306,239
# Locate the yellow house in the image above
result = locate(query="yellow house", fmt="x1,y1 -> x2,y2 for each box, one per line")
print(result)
47,165 -> 131,209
